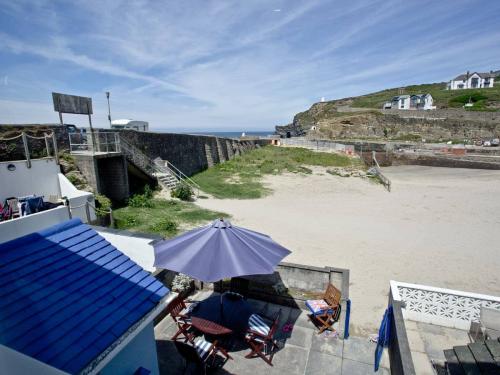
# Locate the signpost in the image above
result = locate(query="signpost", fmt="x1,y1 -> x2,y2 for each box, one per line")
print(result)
52,92 -> 96,152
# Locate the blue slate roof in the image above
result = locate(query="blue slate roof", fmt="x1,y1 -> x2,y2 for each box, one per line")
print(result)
0,218 -> 169,374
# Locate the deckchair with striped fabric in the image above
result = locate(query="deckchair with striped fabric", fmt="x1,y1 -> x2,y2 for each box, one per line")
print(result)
245,310 -> 281,366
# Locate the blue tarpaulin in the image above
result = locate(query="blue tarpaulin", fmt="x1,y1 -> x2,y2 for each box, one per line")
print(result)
374,305 -> 393,371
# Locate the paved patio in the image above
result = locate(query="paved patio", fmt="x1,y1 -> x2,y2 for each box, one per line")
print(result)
154,291 -> 390,374
405,320 -> 470,375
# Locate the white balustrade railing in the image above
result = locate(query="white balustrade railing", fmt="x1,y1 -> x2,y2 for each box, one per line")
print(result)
390,280 -> 500,330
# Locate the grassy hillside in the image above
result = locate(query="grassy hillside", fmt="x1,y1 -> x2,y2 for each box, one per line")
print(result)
351,77 -> 500,111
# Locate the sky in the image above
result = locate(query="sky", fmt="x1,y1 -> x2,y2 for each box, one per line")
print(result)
0,1 -> 499,132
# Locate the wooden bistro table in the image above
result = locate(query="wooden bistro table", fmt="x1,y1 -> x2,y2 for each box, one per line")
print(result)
191,316 -> 233,359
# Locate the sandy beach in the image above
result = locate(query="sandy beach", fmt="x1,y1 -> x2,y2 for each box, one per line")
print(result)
195,165 -> 500,336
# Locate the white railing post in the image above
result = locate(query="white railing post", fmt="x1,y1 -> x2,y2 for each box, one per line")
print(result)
22,132 -> 31,168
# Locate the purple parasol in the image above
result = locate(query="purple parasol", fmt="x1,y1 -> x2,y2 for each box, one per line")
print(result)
153,219 -> 291,282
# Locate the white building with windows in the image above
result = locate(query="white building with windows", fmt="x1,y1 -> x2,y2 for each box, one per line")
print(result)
391,95 -> 410,109
448,71 -> 495,90
111,119 -> 149,132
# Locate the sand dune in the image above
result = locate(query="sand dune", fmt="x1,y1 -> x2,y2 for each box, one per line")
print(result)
195,165 -> 500,336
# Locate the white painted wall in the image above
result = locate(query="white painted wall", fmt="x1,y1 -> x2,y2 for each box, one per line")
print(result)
0,344 -> 69,375
58,173 -> 96,222
97,230 -> 157,272
0,206 -> 70,244
99,323 -> 160,375
0,159 -> 60,201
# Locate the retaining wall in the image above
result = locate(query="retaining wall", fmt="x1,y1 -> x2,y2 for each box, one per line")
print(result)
118,130 -> 270,176
382,108 -> 500,124
393,153 -> 500,170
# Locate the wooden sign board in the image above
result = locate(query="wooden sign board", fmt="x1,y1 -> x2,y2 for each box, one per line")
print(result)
52,92 -> 93,115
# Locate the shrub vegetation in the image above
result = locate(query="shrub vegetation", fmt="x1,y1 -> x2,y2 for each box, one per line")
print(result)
191,145 -> 363,199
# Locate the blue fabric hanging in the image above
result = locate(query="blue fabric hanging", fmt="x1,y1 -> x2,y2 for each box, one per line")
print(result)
374,305 -> 393,371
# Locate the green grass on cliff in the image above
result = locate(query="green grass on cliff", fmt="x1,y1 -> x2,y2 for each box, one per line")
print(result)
113,198 -> 227,238
350,81 -> 500,111
191,145 -> 362,199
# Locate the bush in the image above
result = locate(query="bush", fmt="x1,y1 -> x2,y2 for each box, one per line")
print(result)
449,92 -> 488,106
170,184 -> 193,201
95,194 -> 111,218
151,217 -> 178,234
171,273 -> 193,294
128,186 -> 155,208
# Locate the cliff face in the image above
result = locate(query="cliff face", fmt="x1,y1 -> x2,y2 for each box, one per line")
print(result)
276,102 -> 500,141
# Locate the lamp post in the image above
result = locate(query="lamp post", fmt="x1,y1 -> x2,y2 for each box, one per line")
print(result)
106,91 -> 112,128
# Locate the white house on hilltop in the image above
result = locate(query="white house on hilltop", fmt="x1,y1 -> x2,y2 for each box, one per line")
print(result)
391,95 -> 410,109
385,94 -> 435,110
448,71 -> 495,90
410,94 -> 435,110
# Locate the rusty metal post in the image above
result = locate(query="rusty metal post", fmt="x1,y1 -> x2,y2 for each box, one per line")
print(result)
22,132 -> 31,168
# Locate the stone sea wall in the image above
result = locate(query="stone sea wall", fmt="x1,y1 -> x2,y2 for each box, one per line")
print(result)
119,130 -> 270,176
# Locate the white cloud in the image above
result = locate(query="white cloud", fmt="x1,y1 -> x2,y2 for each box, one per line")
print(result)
1,0 -> 500,130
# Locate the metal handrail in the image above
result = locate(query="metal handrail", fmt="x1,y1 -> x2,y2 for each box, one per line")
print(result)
119,136 -> 200,195
165,160 -> 201,189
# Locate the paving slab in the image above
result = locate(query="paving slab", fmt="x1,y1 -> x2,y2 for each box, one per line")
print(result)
221,344 -> 309,375
156,339 -> 187,375
417,322 -> 469,362
410,350 -> 436,375
342,358 -> 390,375
287,308 -> 314,330
342,336 -> 377,365
310,333 -> 343,357
279,324 -> 314,349
406,328 -> 426,353
305,350 -> 342,374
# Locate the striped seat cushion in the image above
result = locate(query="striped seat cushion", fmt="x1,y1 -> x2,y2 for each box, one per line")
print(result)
180,302 -> 199,318
194,338 -> 212,360
248,314 -> 271,337
305,299 -> 330,315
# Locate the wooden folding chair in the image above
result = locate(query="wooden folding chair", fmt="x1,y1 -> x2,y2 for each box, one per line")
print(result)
305,283 -> 342,334
174,338 -> 227,375
245,309 -> 281,366
167,296 -> 197,342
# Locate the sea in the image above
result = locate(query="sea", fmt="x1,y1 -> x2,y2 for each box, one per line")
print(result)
184,131 -> 274,139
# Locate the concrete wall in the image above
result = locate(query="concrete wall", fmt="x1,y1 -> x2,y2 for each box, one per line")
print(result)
100,322 -> 159,375
119,130 -> 270,176
58,173 -> 96,222
96,155 -> 129,200
0,344 -> 69,375
388,301 -> 416,375
0,206 -> 70,244
0,158 -> 61,201
95,226 -> 162,272
392,153 -> 500,170
211,262 -> 350,338
73,153 -> 129,201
